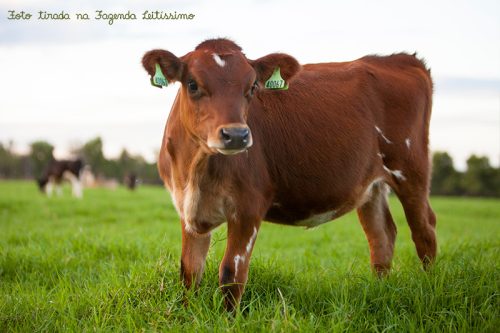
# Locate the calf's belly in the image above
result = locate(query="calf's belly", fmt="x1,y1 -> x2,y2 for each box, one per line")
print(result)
264,196 -> 359,228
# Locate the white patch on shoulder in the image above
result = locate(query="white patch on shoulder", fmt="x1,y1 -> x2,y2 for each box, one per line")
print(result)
295,210 -> 336,228
212,53 -> 225,67
233,254 -> 245,282
405,138 -> 411,149
375,125 -> 393,144
383,165 -> 407,181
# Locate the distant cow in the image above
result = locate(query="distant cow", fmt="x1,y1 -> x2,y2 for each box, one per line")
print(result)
37,159 -> 83,198
142,38 -> 437,310
124,173 -> 137,190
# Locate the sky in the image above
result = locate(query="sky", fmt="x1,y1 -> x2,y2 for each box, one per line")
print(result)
0,0 -> 499,170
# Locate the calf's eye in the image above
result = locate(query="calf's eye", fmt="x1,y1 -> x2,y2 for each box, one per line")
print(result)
187,80 -> 198,94
247,80 -> 258,97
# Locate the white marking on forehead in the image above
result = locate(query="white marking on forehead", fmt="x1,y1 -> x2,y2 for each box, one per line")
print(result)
405,138 -> 411,149
374,125 -> 393,144
212,53 -> 225,67
383,165 -> 407,181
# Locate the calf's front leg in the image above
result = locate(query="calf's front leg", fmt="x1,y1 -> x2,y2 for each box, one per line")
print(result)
219,218 -> 260,311
180,219 -> 211,290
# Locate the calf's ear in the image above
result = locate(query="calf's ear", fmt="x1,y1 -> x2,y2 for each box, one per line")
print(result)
142,49 -> 185,83
250,53 -> 301,86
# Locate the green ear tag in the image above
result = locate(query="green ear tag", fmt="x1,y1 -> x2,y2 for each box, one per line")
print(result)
151,63 -> 168,88
264,67 -> 288,90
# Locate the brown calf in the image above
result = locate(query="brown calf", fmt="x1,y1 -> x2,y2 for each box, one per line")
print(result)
142,38 -> 437,311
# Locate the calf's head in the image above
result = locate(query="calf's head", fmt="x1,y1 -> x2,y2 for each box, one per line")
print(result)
142,39 -> 300,155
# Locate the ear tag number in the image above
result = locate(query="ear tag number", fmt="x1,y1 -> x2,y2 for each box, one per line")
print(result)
264,67 -> 288,90
151,63 -> 168,88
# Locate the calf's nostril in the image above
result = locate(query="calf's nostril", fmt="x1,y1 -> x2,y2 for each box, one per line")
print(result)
220,128 -> 232,143
241,128 -> 249,140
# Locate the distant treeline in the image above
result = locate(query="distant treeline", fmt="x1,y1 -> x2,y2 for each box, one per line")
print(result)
431,152 -> 500,197
0,137 -> 162,185
0,139 -> 499,196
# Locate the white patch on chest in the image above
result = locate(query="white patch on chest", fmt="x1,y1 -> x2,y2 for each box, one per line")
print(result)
182,181 -> 200,223
174,168 -> 226,235
405,138 -> 411,149
295,210 -> 337,228
212,53 -> 225,67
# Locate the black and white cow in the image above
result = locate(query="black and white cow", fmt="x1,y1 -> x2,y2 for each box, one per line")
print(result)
37,159 -> 84,198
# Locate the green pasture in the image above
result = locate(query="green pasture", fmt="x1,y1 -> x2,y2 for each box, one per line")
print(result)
0,180 -> 498,332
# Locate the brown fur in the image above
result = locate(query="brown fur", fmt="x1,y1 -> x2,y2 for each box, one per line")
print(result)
142,38 -> 437,311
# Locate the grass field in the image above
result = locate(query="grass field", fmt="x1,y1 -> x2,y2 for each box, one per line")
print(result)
0,180 -> 498,332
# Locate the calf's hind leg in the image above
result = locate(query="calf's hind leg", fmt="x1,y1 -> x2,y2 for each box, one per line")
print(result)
388,156 -> 437,268
357,182 -> 397,275
397,193 -> 437,268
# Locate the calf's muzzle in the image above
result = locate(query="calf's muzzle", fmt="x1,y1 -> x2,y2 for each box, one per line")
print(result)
220,127 -> 250,149
210,124 -> 252,155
